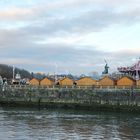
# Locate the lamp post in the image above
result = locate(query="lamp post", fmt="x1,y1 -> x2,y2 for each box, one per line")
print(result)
12,65 -> 15,84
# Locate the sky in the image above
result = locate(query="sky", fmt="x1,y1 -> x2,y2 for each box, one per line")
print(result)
0,0 -> 140,75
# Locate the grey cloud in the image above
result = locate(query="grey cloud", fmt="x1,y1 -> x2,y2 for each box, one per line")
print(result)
0,30 -> 109,74
20,7 -> 140,38
0,0 -> 140,74
0,25 -> 139,74
0,27 -> 138,74
2,1 -> 139,50
0,0 -> 140,36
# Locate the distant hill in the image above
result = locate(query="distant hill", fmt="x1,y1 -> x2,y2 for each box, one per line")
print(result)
0,64 -> 32,79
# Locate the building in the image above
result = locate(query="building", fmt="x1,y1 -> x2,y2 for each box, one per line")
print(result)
29,78 -> 40,86
40,77 -> 54,86
117,76 -> 135,87
136,79 -> 140,87
58,77 -> 73,86
12,73 -> 21,84
98,76 -> 115,86
75,77 -> 96,86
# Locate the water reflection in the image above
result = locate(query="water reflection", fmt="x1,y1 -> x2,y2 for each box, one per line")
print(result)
0,107 -> 140,140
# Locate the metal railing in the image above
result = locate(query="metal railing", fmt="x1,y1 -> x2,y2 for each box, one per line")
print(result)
1,84 -> 140,90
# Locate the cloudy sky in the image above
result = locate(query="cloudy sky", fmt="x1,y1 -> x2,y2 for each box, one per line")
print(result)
0,0 -> 140,75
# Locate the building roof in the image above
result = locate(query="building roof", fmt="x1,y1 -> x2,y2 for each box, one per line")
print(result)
117,76 -> 135,82
59,77 -> 73,82
76,76 -> 96,81
98,76 -> 114,81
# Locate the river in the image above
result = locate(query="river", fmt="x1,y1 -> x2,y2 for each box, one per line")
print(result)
0,107 -> 139,140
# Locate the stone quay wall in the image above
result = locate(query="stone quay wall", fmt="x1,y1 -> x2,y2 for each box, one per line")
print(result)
0,85 -> 140,112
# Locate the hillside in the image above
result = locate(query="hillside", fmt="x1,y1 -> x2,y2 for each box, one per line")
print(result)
0,64 -> 32,79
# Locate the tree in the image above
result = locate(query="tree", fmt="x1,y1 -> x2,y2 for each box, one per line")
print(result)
0,64 -> 32,79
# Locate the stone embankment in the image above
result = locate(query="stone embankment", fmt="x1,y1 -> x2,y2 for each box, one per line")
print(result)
0,85 -> 140,112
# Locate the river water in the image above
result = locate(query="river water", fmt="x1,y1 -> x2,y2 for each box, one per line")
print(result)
0,107 -> 139,140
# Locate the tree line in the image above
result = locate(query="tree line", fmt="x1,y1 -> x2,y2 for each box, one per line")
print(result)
0,64 -> 32,79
